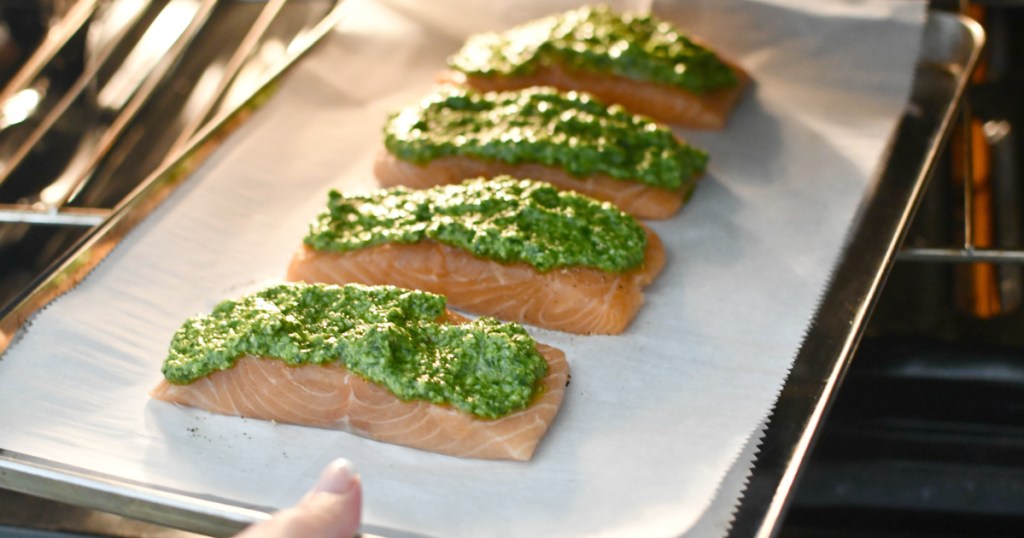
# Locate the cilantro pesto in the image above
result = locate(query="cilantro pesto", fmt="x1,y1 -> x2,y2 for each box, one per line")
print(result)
385,86 -> 707,190
448,5 -> 737,95
304,177 -> 648,273
162,282 -> 548,419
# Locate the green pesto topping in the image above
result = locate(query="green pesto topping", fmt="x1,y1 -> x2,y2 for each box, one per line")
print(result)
162,282 -> 548,419
385,86 -> 707,190
304,177 -> 647,273
448,5 -> 737,94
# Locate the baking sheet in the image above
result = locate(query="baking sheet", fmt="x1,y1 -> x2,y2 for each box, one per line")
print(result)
0,1 -> 925,536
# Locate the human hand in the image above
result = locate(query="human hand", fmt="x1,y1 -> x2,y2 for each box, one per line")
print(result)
236,459 -> 362,538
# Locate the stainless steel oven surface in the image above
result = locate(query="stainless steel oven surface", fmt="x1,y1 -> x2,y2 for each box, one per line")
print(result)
0,1 -> 1015,537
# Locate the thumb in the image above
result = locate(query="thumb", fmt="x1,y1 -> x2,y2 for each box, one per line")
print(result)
238,459 -> 362,538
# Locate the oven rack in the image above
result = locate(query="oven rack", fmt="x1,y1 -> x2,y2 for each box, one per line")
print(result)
898,102 -> 1024,264
897,2 -> 1023,322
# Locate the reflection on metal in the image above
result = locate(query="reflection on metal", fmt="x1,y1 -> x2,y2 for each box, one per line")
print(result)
0,87 -> 40,128
96,1 -> 203,110
35,0 -> 217,211
0,0 -> 99,110
0,0 -> 147,183
162,0 -> 288,165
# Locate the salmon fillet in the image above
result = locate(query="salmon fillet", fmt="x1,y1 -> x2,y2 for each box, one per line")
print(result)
443,5 -> 749,129
374,150 -> 690,220
442,57 -> 750,130
287,226 -> 665,335
151,313 -> 569,461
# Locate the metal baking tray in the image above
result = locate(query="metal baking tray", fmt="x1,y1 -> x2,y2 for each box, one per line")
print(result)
0,6 -> 982,538
728,10 -> 984,538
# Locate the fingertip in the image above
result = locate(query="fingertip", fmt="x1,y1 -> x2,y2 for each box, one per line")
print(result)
311,458 -> 359,496
304,462 -> 362,538
236,459 -> 363,538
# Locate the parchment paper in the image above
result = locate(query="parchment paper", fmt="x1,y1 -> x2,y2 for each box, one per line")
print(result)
0,1 -> 925,536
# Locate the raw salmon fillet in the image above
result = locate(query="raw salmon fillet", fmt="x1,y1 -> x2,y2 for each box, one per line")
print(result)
374,151 -> 691,220
287,226 -> 666,335
443,60 -> 750,130
151,313 -> 568,461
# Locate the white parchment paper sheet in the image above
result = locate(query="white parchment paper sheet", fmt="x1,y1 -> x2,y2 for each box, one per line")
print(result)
0,1 -> 924,536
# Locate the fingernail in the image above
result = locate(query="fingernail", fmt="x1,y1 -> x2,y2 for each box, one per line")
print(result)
311,458 -> 358,495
